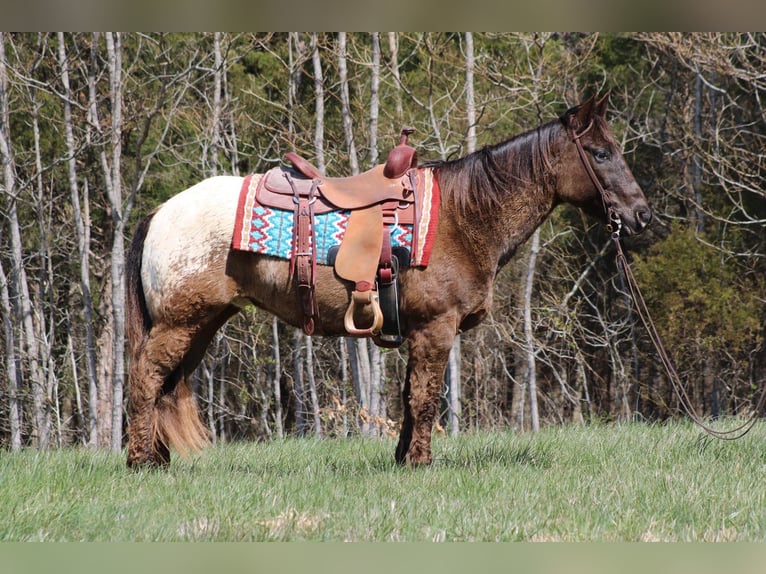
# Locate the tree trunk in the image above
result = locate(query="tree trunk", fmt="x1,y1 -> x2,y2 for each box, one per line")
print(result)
310,33 -> 325,171
85,32 -> 127,450
104,32 -> 127,453
369,32 -> 380,167
208,32 -> 223,177
0,35 -> 21,451
337,33 -> 376,435
292,329 -> 306,436
369,344 -> 384,437
339,339 -> 349,436
58,32 -> 99,447
465,32 -> 477,152
206,341 -> 218,444
692,72 -> 705,233
0,255 -> 21,449
387,33 -> 403,123
366,33 -> 386,437
95,276 -> 114,448
28,36 -> 57,445
337,32 -> 359,175
446,340 -> 461,436
346,338 -> 371,435
305,336 -> 321,437
523,229 -> 541,432
445,32 -> 477,437
0,33 -> 49,448
218,333 -> 227,443
272,316 -> 284,439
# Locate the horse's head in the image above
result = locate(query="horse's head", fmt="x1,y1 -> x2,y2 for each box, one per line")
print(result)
558,94 -> 652,235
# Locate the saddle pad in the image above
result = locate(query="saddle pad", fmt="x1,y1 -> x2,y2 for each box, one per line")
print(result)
231,168 -> 440,267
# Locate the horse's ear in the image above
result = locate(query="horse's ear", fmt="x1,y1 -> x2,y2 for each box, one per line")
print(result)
595,92 -> 609,118
570,93 -> 596,130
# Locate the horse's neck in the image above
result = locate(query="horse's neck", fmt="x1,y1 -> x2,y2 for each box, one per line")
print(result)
440,124 -> 562,275
443,179 -> 556,276
495,186 -> 556,269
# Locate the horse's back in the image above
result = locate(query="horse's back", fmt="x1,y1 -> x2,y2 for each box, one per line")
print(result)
140,176 -> 244,322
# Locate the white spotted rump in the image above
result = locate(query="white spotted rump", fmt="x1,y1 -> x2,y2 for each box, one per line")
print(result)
141,176 -> 243,321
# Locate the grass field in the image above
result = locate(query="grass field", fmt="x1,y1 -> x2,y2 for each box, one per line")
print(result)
2,421 -> 766,542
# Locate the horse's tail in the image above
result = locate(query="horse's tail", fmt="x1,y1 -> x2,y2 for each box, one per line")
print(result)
126,210 -> 210,462
126,212 -> 154,370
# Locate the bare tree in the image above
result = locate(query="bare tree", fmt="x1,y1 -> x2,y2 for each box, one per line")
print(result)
387,33 -> 404,124
444,32 -> 479,437
305,336 -> 321,436
271,316 -> 284,438
0,253 -> 21,449
522,229 -> 541,432
0,33 -> 50,448
0,34 -> 23,450
292,328 -> 307,436
103,32 -> 127,452
337,32 -> 380,436
207,32 -> 224,178
57,32 -> 99,447
338,32 -> 359,175
310,33 -> 326,172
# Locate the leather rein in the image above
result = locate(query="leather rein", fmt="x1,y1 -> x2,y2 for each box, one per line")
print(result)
572,121 -> 766,440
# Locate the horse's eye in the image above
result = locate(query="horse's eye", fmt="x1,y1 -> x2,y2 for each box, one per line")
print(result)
593,149 -> 611,163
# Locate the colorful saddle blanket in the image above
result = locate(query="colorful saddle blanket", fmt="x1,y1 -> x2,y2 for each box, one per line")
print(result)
231,168 -> 440,267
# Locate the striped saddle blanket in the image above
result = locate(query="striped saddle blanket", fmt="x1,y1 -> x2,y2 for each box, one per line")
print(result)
231,168 -> 440,268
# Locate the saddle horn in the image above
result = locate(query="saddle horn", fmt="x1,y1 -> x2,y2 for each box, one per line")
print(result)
384,127 -> 418,179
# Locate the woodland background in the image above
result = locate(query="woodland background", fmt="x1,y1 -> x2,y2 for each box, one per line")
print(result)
1,32 -> 764,452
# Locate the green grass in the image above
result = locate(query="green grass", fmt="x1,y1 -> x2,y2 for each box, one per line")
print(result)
2,421 -> 766,541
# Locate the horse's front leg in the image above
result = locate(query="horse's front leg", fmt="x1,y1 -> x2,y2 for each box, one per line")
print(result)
395,318 -> 456,466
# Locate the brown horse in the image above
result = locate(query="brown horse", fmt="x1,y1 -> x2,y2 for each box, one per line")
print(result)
125,94 -> 651,468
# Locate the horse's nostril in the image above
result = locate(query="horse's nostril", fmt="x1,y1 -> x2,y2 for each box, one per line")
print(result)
637,209 -> 652,226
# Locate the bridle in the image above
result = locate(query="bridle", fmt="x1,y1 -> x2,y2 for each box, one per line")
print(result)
572,120 -> 765,440
571,120 -> 619,233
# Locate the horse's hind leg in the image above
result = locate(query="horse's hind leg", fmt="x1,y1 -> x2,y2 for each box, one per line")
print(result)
395,319 -> 456,466
127,323 -> 195,468
126,306 -> 238,468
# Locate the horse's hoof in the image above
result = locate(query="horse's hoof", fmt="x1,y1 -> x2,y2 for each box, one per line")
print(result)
405,456 -> 432,468
403,445 -> 432,468
127,460 -> 169,472
126,453 -> 170,471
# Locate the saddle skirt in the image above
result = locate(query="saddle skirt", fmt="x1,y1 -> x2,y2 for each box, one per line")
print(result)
232,167 -> 440,268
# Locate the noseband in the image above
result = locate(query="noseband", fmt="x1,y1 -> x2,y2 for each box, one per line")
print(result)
571,121 -> 622,238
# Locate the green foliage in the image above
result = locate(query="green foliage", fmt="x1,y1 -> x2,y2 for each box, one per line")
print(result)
632,223 -> 764,357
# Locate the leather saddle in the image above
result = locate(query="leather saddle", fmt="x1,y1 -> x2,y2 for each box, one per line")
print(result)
255,128 -> 419,342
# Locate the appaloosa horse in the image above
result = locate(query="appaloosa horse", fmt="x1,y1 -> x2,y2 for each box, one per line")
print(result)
125,94 -> 651,468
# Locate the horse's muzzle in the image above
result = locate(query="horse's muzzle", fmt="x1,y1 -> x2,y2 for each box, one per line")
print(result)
635,208 -> 652,231
621,207 -> 652,235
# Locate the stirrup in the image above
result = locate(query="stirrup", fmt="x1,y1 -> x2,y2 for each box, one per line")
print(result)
344,289 -> 385,337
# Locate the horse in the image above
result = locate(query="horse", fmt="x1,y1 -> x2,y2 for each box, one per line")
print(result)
125,94 -> 652,469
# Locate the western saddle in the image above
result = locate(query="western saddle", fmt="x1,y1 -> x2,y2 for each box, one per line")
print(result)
255,128 -> 419,345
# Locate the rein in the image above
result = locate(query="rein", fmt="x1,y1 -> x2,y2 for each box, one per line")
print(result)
572,122 -> 766,440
